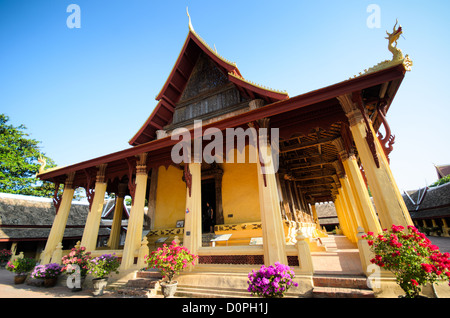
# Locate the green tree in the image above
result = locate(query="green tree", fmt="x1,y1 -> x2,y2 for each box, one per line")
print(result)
0,114 -> 58,197
429,175 -> 450,188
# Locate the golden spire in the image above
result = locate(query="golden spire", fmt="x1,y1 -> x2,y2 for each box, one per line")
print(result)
186,7 -> 194,32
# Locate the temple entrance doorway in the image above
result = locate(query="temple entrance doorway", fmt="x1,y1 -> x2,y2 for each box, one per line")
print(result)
201,178 -> 216,233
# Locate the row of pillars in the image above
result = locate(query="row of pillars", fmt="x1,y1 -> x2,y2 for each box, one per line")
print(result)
40,94 -> 413,271
183,114 -> 288,266
39,122 -> 287,270
332,94 -> 413,245
40,155 -> 149,270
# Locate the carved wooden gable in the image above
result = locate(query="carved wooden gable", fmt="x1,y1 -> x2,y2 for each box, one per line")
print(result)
170,52 -> 248,127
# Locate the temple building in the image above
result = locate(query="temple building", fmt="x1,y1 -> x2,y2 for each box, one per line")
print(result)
403,182 -> 450,238
37,16 -> 414,291
0,192 -> 110,259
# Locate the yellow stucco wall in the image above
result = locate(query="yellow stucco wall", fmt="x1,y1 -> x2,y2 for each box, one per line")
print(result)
221,161 -> 261,224
154,165 -> 186,229
153,145 -> 261,232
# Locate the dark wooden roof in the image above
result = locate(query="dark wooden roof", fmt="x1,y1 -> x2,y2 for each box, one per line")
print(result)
404,182 -> 450,219
129,29 -> 289,146
0,193 -> 110,242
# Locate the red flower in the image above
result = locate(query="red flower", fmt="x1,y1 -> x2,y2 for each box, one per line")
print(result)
411,279 -> 419,287
421,263 -> 432,273
391,225 -> 404,233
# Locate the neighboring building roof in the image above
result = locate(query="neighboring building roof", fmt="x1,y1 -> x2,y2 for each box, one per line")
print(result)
403,182 -> 450,219
0,193 -> 110,242
435,164 -> 450,179
315,202 -> 339,225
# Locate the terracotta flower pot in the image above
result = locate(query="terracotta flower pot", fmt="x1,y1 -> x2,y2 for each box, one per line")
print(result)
14,274 -> 27,284
44,277 -> 58,288
160,281 -> 178,298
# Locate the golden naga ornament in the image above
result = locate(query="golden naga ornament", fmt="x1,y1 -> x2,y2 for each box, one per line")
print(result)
353,20 -> 413,78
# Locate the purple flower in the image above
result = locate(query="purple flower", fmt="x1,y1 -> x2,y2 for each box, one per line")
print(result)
247,263 -> 297,298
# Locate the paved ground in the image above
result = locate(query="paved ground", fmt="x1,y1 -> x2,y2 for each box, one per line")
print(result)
311,235 -> 364,275
427,235 -> 450,253
0,269 -> 116,298
1,235 -> 449,298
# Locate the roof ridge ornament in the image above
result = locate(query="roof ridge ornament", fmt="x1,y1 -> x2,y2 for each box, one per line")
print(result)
385,19 -> 405,61
186,7 -> 194,33
350,20 -> 413,79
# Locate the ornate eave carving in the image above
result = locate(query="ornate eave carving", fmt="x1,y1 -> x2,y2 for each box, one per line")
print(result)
376,101 -> 395,163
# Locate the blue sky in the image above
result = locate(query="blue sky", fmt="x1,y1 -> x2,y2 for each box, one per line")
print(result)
1,0 -> 449,191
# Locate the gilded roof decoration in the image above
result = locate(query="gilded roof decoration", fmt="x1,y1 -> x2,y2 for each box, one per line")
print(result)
228,72 -> 288,96
351,21 -> 413,79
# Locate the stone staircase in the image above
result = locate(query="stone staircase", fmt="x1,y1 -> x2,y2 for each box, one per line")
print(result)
112,271 -> 375,298
113,271 -> 251,298
173,285 -> 250,298
312,274 -> 375,298
115,270 -> 163,298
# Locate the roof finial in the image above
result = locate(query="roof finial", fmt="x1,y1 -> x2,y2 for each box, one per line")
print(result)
186,7 -> 194,32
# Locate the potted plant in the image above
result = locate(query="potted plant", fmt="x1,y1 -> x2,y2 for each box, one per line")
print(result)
363,225 -> 450,298
61,246 -> 92,291
145,241 -> 197,298
6,257 -> 37,284
247,262 -> 298,298
0,249 -> 12,268
88,253 -> 120,296
30,263 -> 63,287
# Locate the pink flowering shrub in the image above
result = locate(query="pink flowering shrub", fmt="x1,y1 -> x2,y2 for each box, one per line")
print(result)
363,225 -> 450,298
145,241 -> 197,283
0,249 -> 12,263
247,262 -> 298,298
61,246 -> 92,277
6,257 -> 36,275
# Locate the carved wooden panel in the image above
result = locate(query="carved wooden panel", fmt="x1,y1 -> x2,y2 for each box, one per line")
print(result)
179,52 -> 229,101
171,52 -> 246,126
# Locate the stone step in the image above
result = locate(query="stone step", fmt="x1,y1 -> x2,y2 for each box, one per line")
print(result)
312,275 -> 375,298
312,286 -> 375,298
109,270 -> 163,298
165,284 -> 303,298
167,285 -> 250,298
116,286 -> 159,298
173,286 -> 249,298
313,275 -> 369,289
136,270 -> 163,280
126,278 -> 160,289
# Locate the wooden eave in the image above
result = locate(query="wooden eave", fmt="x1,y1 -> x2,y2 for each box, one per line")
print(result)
38,63 -> 407,192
